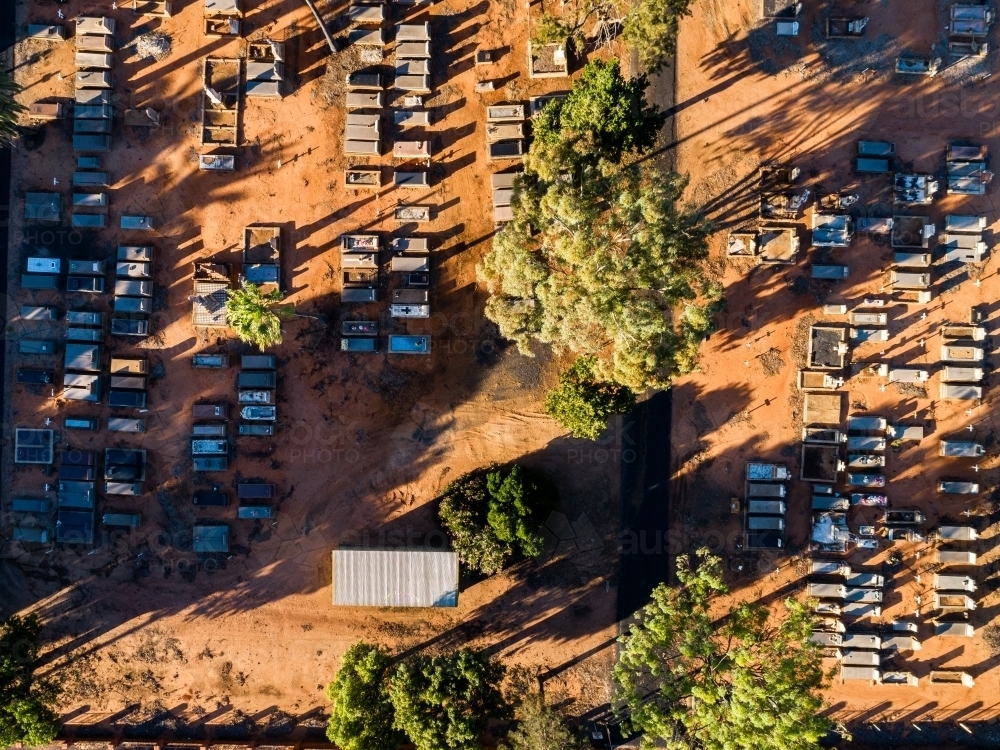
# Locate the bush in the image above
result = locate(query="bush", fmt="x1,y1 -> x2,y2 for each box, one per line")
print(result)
0,615 -> 60,749
326,642 -> 402,750
544,357 -> 636,440
389,650 -> 508,750
532,13 -> 574,48
439,464 -> 558,574
501,691 -> 581,750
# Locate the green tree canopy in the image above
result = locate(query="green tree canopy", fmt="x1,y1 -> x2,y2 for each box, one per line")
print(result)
531,0 -> 690,77
533,13 -> 575,49
326,642 -> 402,750
479,161 -> 716,391
613,549 -> 831,750
0,70 -> 26,147
528,60 -> 665,174
544,357 -> 636,440
531,0 -> 608,55
225,281 -> 293,350
480,58 -> 718,392
389,650 -> 508,750
623,0 -> 693,73
501,690 -> 581,750
439,464 -> 558,574
0,614 -> 60,750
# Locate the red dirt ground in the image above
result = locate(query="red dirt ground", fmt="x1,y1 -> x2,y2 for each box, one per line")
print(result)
671,0 -> 1000,727
3,0 -> 626,732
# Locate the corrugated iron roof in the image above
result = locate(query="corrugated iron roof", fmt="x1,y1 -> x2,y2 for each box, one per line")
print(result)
332,548 -> 459,607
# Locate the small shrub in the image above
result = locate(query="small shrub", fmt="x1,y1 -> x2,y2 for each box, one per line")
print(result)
544,357 -> 636,440
985,623 -> 1000,656
501,691 -> 581,750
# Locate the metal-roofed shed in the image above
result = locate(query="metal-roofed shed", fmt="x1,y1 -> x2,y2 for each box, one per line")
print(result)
332,548 -> 459,607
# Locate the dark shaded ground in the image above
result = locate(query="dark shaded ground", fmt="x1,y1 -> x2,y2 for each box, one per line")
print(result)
617,391 -> 672,620
0,0 -> 11,503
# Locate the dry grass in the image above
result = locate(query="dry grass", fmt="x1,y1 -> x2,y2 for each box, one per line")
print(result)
727,410 -> 752,427
790,314 -> 816,369
758,347 -> 785,377
985,623 -> 1000,656
893,382 -> 928,399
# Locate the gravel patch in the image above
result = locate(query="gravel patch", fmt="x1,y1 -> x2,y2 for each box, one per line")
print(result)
132,32 -> 172,62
